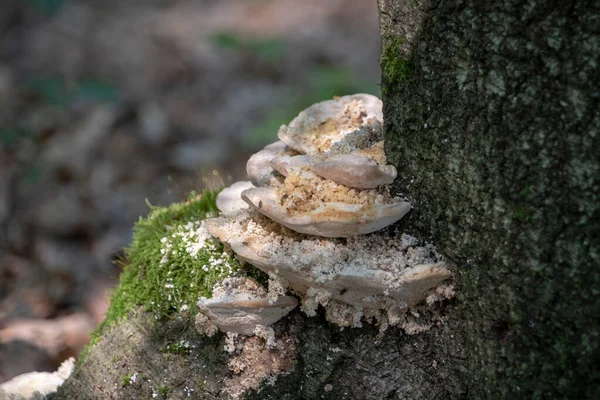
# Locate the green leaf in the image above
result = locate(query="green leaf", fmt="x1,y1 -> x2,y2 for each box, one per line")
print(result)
210,32 -> 285,65
241,65 -> 379,151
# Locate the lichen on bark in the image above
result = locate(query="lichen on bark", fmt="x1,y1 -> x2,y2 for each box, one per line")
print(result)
380,0 -> 600,398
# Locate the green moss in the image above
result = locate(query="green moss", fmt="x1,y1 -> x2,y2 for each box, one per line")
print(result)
119,372 -> 149,387
121,373 -> 134,387
380,37 -> 413,93
158,386 -> 169,396
161,340 -> 193,356
79,189 -> 256,364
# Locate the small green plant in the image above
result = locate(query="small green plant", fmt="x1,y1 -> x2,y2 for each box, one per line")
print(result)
23,77 -> 69,106
76,79 -> 120,103
307,66 -> 379,100
249,38 -> 285,64
158,386 -> 169,396
121,373 -> 134,387
0,127 -> 43,184
22,165 -> 42,184
210,31 -> 381,151
120,372 -> 149,387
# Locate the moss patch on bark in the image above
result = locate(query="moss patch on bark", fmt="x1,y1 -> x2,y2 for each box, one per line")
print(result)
380,36 -> 412,94
78,190 -> 266,364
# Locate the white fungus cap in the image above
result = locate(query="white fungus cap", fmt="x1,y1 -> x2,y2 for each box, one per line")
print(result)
241,186 -> 411,238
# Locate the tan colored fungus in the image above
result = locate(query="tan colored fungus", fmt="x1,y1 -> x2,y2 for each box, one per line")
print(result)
241,186 -> 411,238
269,155 -> 316,177
278,94 -> 383,155
278,167 -> 392,214
206,212 -> 451,316
246,141 -> 297,187
197,277 -> 298,336
238,94 -> 408,238
271,153 -> 397,189
310,154 -> 397,189
201,94 -> 451,333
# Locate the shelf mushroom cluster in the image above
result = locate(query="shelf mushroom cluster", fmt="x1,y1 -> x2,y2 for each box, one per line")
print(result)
243,93 -> 410,237
199,94 -> 452,334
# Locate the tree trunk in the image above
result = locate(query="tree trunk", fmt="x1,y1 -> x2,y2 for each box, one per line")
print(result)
56,1 -> 599,399
379,0 -> 599,398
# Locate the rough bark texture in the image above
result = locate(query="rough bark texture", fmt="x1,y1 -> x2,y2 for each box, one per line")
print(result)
380,0 -> 599,398
57,305 -> 466,399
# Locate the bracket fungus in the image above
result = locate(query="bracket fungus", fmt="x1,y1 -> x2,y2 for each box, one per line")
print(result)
215,180 -> 254,217
310,154 -> 398,189
241,186 -> 411,237
199,94 -> 452,334
277,93 -> 383,156
197,277 -> 298,336
246,141 -> 295,187
240,94 -> 410,238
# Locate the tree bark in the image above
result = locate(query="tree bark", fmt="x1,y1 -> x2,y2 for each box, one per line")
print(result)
56,0 -> 599,399
380,0 -> 599,398
57,306 -> 466,399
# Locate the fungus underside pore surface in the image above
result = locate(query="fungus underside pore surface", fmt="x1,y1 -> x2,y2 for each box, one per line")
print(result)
79,190 -> 264,364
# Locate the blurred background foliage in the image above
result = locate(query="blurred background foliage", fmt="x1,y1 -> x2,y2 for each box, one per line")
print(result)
23,77 -> 120,106
209,30 -> 379,149
0,0 -> 381,383
26,0 -> 67,16
243,64 -> 380,149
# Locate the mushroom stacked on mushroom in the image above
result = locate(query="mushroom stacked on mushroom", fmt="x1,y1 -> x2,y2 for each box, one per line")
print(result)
244,93 -> 410,237
203,94 -> 452,331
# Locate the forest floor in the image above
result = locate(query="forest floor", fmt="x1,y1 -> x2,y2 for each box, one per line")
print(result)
0,0 -> 381,382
